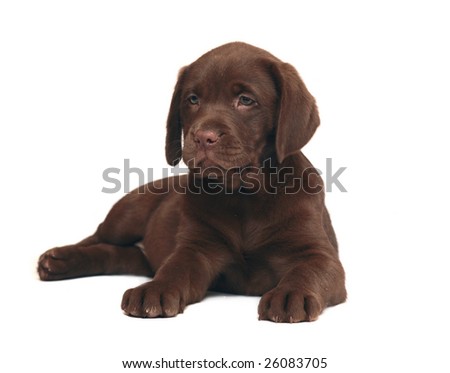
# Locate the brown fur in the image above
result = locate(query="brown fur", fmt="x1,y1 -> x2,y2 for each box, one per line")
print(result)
38,42 -> 346,322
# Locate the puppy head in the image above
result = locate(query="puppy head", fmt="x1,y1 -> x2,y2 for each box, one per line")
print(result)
165,42 -> 320,171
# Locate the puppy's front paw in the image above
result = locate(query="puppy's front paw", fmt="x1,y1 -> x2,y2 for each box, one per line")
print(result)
121,281 -> 186,318
258,287 -> 324,323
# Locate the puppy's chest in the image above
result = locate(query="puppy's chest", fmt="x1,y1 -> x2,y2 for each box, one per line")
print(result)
195,194 -> 288,252
223,211 -> 279,253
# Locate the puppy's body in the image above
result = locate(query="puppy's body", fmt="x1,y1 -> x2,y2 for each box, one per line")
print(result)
38,42 -> 346,322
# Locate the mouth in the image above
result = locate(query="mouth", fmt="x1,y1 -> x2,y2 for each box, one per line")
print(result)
185,154 -> 254,180
185,149 -> 247,170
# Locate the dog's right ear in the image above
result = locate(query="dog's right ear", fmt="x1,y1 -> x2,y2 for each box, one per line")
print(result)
165,67 -> 188,166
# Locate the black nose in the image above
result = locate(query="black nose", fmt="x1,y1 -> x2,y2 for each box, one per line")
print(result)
194,130 -> 220,147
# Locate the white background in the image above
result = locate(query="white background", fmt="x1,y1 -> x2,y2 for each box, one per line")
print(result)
1,1 -> 449,372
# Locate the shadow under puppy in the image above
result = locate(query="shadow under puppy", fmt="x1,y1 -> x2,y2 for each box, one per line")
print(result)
38,42 -> 346,323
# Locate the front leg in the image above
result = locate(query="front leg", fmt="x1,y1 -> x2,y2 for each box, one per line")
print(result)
258,248 -> 346,323
121,246 -> 227,318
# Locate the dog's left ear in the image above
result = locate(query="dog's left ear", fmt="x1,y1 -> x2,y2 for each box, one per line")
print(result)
165,67 -> 188,166
272,62 -> 320,163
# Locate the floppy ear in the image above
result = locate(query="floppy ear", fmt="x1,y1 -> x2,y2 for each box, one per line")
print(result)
272,62 -> 320,163
165,67 -> 188,166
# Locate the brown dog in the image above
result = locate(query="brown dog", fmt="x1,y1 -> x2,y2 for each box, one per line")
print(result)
38,42 -> 346,322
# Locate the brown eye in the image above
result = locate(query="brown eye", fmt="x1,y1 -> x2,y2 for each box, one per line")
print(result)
238,95 -> 255,106
188,94 -> 199,105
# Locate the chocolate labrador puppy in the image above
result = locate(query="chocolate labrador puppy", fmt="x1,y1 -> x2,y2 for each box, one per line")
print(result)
38,42 -> 346,322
